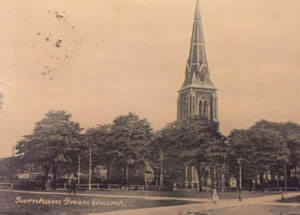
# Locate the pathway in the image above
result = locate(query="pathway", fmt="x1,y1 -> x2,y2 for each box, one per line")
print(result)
89,192 -> 300,215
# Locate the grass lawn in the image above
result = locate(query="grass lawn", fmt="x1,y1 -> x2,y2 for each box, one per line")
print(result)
77,189 -> 279,200
279,195 -> 300,203
0,191 -> 197,215
197,205 -> 300,215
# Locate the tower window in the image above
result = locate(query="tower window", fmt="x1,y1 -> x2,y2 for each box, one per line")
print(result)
181,95 -> 188,119
199,99 -> 207,118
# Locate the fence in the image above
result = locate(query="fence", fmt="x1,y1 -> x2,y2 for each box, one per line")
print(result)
0,183 -> 12,189
62,183 -> 146,191
225,186 -> 300,192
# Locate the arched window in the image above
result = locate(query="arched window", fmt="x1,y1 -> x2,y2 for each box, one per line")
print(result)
199,98 -> 207,118
181,95 -> 188,119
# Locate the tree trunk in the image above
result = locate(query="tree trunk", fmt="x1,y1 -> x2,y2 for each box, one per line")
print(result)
52,162 -> 57,190
124,163 -> 129,186
259,171 -> 264,192
43,164 -> 50,190
211,165 -> 217,188
107,163 -> 110,184
159,149 -> 164,191
287,166 -> 291,187
156,170 -> 159,189
196,161 -> 202,191
92,166 -> 96,183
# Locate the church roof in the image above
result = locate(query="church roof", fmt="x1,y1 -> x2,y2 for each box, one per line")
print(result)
180,0 -> 216,91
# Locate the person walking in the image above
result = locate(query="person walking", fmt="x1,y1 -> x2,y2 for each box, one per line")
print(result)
211,185 -> 219,204
68,179 -> 76,195
66,178 -> 71,194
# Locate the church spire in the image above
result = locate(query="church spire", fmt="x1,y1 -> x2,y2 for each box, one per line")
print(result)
189,0 -> 207,66
180,0 -> 215,91
177,0 -> 218,121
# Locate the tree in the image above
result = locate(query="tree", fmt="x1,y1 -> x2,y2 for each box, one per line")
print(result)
275,122 -> 300,186
0,157 -> 11,181
83,124 -> 115,183
111,113 -> 153,186
227,129 -> 257,187
175,116 -> 225,190
150,116 -> 225,191
227,120 -> 290,190
149,125 -> 181,189
16,110 -> 82,189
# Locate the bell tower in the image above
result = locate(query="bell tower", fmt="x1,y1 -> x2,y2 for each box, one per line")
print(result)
177,0 -> 218,121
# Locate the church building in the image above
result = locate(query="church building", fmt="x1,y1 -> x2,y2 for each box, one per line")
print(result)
177,0 -> 218,189
177,0 -> 218,122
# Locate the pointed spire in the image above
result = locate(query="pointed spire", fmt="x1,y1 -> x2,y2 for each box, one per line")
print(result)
188,0 -> 207,66
180,0 -> 215,91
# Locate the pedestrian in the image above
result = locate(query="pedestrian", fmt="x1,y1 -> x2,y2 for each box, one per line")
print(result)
211,185 -> 219,204
173,183 -> 177,191
68,179 -> 76,195
66,179 -> 71,193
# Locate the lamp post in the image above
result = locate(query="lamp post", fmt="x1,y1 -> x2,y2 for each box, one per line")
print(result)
237,158 -> 244,202
159,148 -> 164,191
88,144 -> 92,191
10,145 -> 15,189
284,159 -> 287,193
77,156 -> 81,187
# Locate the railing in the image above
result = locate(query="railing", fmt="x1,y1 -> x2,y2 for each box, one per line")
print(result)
0,182 -> 12,189
62,183 -> 146,191
269,187 -> 299,192
225,186 -> 300,192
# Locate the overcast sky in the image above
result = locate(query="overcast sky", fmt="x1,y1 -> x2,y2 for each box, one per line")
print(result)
0,0 -> 300,158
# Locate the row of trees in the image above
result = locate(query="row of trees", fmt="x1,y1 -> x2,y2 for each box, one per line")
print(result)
15,111 -> 153,189
149,118 -> 300,190
3,110 -> 300,191
227,120 -> 300,189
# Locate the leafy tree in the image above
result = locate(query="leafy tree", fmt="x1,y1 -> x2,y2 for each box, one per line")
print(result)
111,113 -> 153,186
56,133 -> 83,182
175,116 -> 225,190
150,116 -> 225,190
16,110 -> 82,189
83,124 -> 116,183
273,122 -> 300,186
227,120 -> 290,190
0,157 -> 11,181
227,129 -> 257,187
149,126 -> 181,188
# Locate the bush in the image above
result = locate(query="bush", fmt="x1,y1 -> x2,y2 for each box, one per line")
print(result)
14,180 -> 43,190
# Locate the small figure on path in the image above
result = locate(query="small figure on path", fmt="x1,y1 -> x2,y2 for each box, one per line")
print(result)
66,179 -> 71,193
211,185 -> 219,204
68,179 -> 76,195
173,182 -> 177,191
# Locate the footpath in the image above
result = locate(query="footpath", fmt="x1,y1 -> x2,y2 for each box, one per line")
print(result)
89,192 -> 300,215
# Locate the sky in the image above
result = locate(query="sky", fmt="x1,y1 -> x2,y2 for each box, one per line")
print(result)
0,0 -> 300,158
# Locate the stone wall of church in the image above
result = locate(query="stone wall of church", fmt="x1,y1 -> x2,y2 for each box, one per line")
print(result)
177,89 -> 218,121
